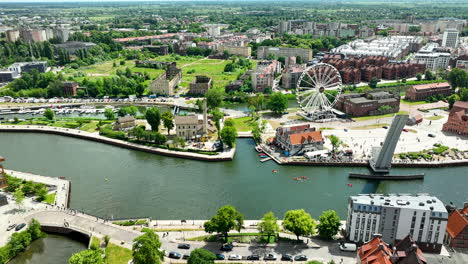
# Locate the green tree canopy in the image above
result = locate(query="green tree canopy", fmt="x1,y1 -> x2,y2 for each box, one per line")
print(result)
258,212 -> 279,243
317,210 -> 341,239
187,248 -> 216,264
132,229 -> 164,264
104,108 -> 115,120
204,205 -> 244,242
161,111 -> 174,135
205,88 -> 224,110
448,68 -> 468,89
145,107 -> 161,131
13,188 -> 25,207
44,108 -> 54,120
328,135 -> 342,153
69,249 -> 104,264
267,92 -> 288,115
220,126 -> 237,148
282,209 -> 316,240
210,109 -> 224,130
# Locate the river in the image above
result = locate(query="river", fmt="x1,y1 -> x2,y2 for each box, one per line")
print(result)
0,133 -> 467,220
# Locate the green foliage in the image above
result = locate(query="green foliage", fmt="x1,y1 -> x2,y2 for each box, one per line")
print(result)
378,105 -> 392,112
425,70 -> 435,81
13,188 -> 25,207
416,73 -> 422,81
267,92 -> 288,115
132,229 -> 164,264
258,212 -> 279,243
204,205 -> 244,242
432,144 -> 449,155
369,77 -> 380,88
99,125 -> 128,140
104,108 -> 116,120
69,249 -> 104,264
220,126 -> 237,148
145,107 -> 161,131
317,210 -> 341,239
187,248 -> 216,264
161,111 -> 174,135
44,108 -> 54,120
103,235 -> 111,247
328,135 -> 342,153
210,109 -> 224,130
282,209 -> 316,240
223,118 -> 235,127
205,88 -> 224,110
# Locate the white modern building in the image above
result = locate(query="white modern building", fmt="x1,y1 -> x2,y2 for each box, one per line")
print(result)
442,29 -> 459,48
412,43 -> 451,70
346,194 -> 448,253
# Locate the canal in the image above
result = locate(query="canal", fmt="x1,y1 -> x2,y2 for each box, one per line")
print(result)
0,133 -> 466,220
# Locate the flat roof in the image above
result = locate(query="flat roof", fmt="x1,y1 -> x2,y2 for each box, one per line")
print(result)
351,194 -> 447,213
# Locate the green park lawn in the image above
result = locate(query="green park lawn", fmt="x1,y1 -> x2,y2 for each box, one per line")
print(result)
44,193 -> 56,204
230,116 -> 256,132
179,59 -> 244,89
353,111 -> 409,121
105,243 -> 133,264
401,99 -> 428,105
79,121 -> 100,132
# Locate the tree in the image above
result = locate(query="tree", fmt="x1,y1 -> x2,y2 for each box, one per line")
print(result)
220,126 -> 237,148
145,107 -> 161,131
69,249 -> 104,264
328,135 -> 342,153
117,107 -> 128,117
27,219 -> 45,240
44,108 -> 54,120
448,94 -> 461,109
267,92 -> 288,115
188,248 -> 216,264
126,106 -> 138,117
282,209 -> 316,240
223,118 -> 234,127
161,111 -> 174,135
258,212 -> 279,243
204,205 -> 244,242
104,108 -> 115,120
447,68 -> 468,89
132,229 -> 164,264
369,77 -> 380,88
416,73 -> 422,81
103,235 -> 111,247
317,210 -> 341,239
210,109 -> 224,130
13,188 -> 25,208
296,56 -> 303,64
205,88 -> 224,110
425,70 -> 435,81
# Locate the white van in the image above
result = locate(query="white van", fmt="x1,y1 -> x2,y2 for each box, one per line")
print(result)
339,243 -> 357,252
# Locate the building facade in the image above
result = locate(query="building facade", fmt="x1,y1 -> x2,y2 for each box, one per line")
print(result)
442,101 -> 468,136
257,46 -> 313,61
405,82 -> 452,101
149,64 -> 182,96
251,60 -> 281,92
335,91 -> 400,117
114,116 -> 136,130
444,203 -> 468,248
174,114 -> 210,140
442,29 -> 459,48
8,61 -> 47,75
217,45 -> 252,57
189,76 -> 212,95
346,194 -> 448,253
281,64 -> 304,89
275,124 -> 324,156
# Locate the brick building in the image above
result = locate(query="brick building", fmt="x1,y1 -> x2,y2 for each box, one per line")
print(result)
444,203 -> 468,248
189,76 -> 212,95
405,82 -> 452,101
143,45 -> 169,55
63,81 -> 80,97
442,101 -> 468,136
275,124 -> 324,156
336,91 -> 400,117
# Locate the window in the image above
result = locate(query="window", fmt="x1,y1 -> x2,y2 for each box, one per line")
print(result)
418,230 -> 423,242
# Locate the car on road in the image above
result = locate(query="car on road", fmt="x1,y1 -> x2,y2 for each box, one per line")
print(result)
168,251 -> 182,259
281,254 -> 293,261
247,255 -> 260,260
339,243 -> 357,252
344,128 -> 348,132
228,254 -> 242,260
6,224 -> 16,231
294,255 -> 308,261
215,254 -> 225,260
15,223 -> 26,231
402,128 -> 409,132
382,126 -> 388,129
428,133 -> 436,138
182,254 -> 190,259
220,243 -> 234,251
178,243 -> 191,249
264,253 -> 277,261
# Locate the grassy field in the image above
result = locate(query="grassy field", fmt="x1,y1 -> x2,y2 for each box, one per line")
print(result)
353,111 -> 409,121
79,121 -> 100,132
426,115 -> 444,121
44,193 -> 56,204
401,99 -> 428,105
105,243 -> 133,264
230,116 -> 256,132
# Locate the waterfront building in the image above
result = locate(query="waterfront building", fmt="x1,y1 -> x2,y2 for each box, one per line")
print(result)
405,82 -> 452,101
0,156 -> 7,188
149,64 -> 182,96
251,60 -> 281,92
275,124 -> 324,156
114,116 -> 136,131
346,194 -> 448,253
442,29 -> 459,48
335,91 -> 400,117
257,46 -> 313,61
444,203 -> 468,248
442,101 -> 468,136
174,112 -> 215,140
189,76 -> 212,95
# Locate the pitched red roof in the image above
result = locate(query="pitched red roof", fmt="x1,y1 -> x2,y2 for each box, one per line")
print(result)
289,131 -> 323,145
447,207 -> 468,239
358,236 -> 393,264
412,82 -> 451,91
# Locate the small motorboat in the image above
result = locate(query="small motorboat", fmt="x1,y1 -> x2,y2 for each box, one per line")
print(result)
293,177 -> 301,181
301,176 -> 309,180
346,183 -> 353,187
255,145 -> 263,152
272,170 -> 278,173
259,154 -> 267,157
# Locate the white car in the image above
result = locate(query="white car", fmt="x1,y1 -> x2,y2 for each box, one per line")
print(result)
339,243 -> 357,252
228,254 -> 242,260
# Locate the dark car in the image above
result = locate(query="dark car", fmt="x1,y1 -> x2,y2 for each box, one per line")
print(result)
220,243 -> 234,251
382,126 -> 388,129
178,243 -> 191,249
264,253 -> 277,261
281,254 -> 293,261
216,254 -> 225,260
294,255 -> 308,261
247,254 -> 260,260
168,251 -> 182,259
15,223 -> 26,231
6,224 -> 16,231
428,133 -> 436,138
182,254 -> 190,259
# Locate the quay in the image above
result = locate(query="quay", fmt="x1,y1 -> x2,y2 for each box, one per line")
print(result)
0,125 -> 235,161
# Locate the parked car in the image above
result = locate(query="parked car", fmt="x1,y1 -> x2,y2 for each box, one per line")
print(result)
15,223 -> 26,231
247,254 -> 260,260
281,254 -> 293,261
168,251 -> 182,259
215,254 -> 225,260
382,126 -> 388,129
339,243 -> 357,252
294,255 -> 308,261
428,133 -> 436,138
178,243 -> 191,249
228,254 -> 242,260
220,243 -> 234,251
264,253 -> 277,261
402,128 -> 409,132
6,224 -> 16,231
182,254 -> 190,259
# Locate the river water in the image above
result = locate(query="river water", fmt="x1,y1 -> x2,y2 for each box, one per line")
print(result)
8,234 -> 86,264
0,133 -> 467,220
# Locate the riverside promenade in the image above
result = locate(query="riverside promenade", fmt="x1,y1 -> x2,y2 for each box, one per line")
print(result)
0,125 -> 235,161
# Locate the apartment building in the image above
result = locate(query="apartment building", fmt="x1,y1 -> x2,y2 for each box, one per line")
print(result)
412,43 -> 451,70
442,29 -> 459,48
257,46 -> 313,61
251,60 -> 281,92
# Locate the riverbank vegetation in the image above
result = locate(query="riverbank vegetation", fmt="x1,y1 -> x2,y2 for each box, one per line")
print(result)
4,174 -> 51,203
397,144 -> 454,160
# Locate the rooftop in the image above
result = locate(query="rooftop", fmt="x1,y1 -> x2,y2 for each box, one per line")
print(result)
413,82 -> 450,91
175,115 -> 199,125
351,194 -> 447,214
289,130 -> 323,145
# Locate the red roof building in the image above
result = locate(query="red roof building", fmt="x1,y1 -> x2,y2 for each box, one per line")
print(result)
442,101 -> 468,136
358,235 -> 427,264
275,124 -> 324,156
445,203 -> 468,248
405,82 -> 452,101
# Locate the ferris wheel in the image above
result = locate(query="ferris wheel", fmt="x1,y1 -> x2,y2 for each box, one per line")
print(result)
296,63 -> 342,120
